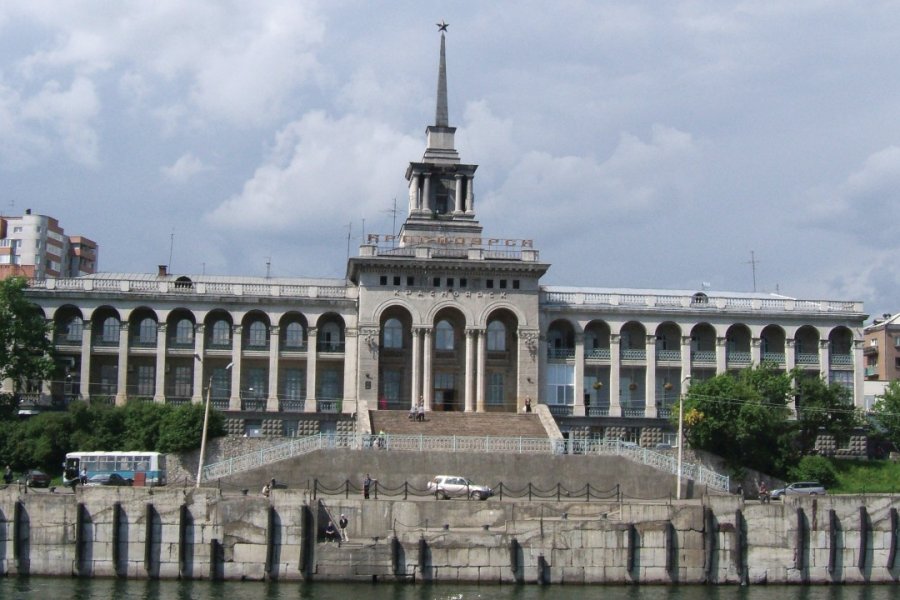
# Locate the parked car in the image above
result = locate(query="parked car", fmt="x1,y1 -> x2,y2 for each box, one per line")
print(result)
427,475 -> 493,500
770,481 -> 825,499
86,473 -> 133,487
23,469 -> 51,488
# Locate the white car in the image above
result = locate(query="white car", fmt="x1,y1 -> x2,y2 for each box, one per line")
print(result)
427,475 -> 493,500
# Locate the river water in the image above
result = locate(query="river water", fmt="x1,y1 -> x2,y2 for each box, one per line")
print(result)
0,579 -> 896,600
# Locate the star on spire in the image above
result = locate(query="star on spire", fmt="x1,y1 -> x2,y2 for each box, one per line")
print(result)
436,20 -> 449,33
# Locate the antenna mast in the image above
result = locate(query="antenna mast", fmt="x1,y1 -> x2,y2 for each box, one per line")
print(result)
746,251 -> 759,292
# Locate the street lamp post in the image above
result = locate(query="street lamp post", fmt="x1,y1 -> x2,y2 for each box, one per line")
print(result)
676,375 -> 691,500
196,360 -> 232,488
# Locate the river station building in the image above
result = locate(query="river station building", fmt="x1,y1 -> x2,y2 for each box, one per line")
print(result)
14,29 -> 867,445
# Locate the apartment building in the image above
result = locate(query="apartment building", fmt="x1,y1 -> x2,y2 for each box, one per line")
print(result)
0,209 -> 98,279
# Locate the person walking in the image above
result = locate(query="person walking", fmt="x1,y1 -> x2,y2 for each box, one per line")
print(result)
339,513 -> 349,542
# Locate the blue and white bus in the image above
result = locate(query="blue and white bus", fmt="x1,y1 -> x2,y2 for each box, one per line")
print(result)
64,451 -> 167,487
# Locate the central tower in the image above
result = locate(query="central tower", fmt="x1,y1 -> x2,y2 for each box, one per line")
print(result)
399,24 -> 482,246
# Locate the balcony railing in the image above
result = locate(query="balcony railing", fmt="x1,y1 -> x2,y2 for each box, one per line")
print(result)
727,351 -> 752,365
796,353 -> 819,365
830,354 -> 853,366
623,408 -> 645,418
762,352 -> 785,364
317,341 -> 345,353
585,348 -> 611,359
317,399 -> 341,413
620,348 -> 646,360
656,349 -> 680,361
279,399 -> 305,412
865,366 -> 878,377
587,406 -> 610,417
547,404 -> 573,417
54,334 -> 82,345
548,348 -> 575,359
657,406 -> 673,419
31,277 -> 351,299
242,398 -> 268,411
691,351 -> 716,363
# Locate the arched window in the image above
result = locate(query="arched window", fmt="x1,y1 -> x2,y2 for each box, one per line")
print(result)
138,318 -> 157,344
320,322 -> 342,352
383,318 -> 403,349
435,320 -> 454,351
65,316 -> 83,342
487,321 -> 506,351
211,321 -> 231,346
102,317 -> 119,343
247,321 -> 268,348
547,329 -> 564,349
175,319 -> 194,345
284,322 -> 305,348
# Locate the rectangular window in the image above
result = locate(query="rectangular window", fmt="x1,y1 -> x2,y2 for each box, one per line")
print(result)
282,368 -> 306,401
486,279 -> 494,289
433,277 -> 440,287
211,367 -> 231,400
379,275 -> 388,285
244,368 -> 267,399
499,279 -> 507,289
546,364 -> 574,405
447,277 -> 454,288
393,275 -> 401,286
136,365 -> 155,397
488,372 -> 504,405
895,357 -> 900,369
513,280 -> 520,289
318,369 -> 342,400
460,278 -> 467,288
174,366 -> 192,397
407,275 -> 414,286
829,369 -> 853,393
894,336 -> 900,347
383,370 -> 402,403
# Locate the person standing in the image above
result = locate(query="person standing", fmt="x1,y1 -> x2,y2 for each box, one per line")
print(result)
80,468 -> 87,485
3,465 -> 12,485
524,397 -> 532,413
339,513 -> 349,542
363,473 -> 373,499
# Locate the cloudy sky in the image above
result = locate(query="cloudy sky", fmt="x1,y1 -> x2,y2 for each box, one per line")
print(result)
2,1 -> 898,320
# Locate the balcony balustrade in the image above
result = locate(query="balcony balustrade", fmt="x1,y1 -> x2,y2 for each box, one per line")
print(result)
548,348 -> 575,360
585,348 -> 611,359
211,398 -> 230,410
587,406 -> 610,417
796,353 -> 819,366
547,404 -> 573,417
279,399 -> 305,412
620,348 -> 646,360
691,350 -> 716,364
317,399 -> 341,413
830,354 -> 853,366
623,408 -> 646,418
317,341 -> 345,353
762,352 -> 785,364
727,351 -> 752,365
242,398 -> 267,411
656,349 -> 680,361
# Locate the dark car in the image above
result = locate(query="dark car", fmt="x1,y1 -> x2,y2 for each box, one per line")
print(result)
86,473 -> 133,487
23,469 -> 52,488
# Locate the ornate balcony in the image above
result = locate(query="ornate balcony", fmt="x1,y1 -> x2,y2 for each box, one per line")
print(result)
548,348 -> 575,360
620,348 -> 646,360
586,348 -> 611,360
656,349 -> 680,361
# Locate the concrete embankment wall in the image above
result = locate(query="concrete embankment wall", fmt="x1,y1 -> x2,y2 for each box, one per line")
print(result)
1,485 -> 898,584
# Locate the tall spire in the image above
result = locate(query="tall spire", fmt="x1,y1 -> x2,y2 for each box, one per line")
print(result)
435,21 -> 449,127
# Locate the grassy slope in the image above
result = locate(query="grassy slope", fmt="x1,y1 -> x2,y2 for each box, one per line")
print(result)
829,459 -> 900,494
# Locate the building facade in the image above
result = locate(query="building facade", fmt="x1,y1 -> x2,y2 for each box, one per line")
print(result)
11,31 -> 867,442
0,209 -> 98,279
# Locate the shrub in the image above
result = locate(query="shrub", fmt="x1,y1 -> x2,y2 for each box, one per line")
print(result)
789,455 -> 838,488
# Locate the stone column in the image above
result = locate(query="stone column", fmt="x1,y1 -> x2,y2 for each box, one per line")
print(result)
342,327 -> 359,414
573,333 -> 585,417
305,327 -> 318,412
464,329 -> 475,412
116,322 -> 129,405
411,327 -> 422,410
454,174 -> 464,213
423,328 -> 433,411
466,176 -> 475,213
415,173 -> 423,211
192,324 -> 205,403
680,335 -> 692,388
422,174 -> 432,213
716,336 -> 727,375
785,339 -> 797,418
408,173 -> 418,213
79,320 -> 92,401
645,334 -> 657,418
853,339 -> 864,408
230,324 -> 243,411
819,339 -> 830,381
476,329 -> 486,413
153,324 -> 167,403
609,333 -> 621,417
267,325 -> 280,412
751,337 -> 762,366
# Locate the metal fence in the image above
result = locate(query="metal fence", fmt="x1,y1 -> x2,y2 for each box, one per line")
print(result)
202,433 -> 729,493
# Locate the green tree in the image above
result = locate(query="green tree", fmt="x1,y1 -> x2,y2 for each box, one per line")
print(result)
68,402 -> 127,451
679,365 -> 795,475
158,403 -> 224,453
871,380 -> 900,448
121,401 -> 168,450
0,276 -> 54,400
794,374 -> 861,455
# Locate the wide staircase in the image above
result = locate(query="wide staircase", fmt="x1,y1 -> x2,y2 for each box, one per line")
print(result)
369,410 -> 549,438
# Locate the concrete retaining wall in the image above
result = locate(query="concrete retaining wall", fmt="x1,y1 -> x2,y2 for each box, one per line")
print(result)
1,485 -> 898,584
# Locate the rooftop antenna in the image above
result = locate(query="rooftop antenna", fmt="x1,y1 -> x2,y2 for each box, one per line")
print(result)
168,230 -> 175,272
745,250 -> 759,292
345,220 -> 352,262
202,262 -> 206,276
381,197 -> 399,242
265,257 -> 271,279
